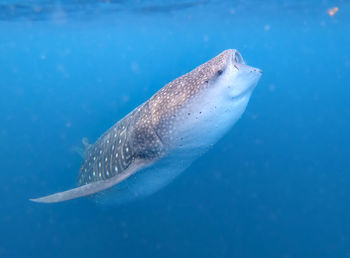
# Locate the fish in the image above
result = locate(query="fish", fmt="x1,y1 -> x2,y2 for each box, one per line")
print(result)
30,49 -> 262,204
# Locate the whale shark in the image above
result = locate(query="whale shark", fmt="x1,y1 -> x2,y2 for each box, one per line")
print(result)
30,49 -> 262,204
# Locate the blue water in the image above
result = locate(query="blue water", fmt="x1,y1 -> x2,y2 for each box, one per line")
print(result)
1,0 -> 350,257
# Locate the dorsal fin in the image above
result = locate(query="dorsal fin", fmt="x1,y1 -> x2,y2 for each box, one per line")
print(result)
71,137 -> 93,159
29,163 -> 143,203
82,137 -> 92,151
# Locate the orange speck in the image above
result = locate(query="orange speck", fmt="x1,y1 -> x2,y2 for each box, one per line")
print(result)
328,7 -> 339,16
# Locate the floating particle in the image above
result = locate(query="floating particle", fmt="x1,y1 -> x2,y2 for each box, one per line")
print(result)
328,7 -> 339,17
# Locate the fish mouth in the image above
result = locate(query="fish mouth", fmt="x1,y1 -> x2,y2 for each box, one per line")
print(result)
229,49 -> 262,74
231,50 -> 245,65
224,49 -> 262,99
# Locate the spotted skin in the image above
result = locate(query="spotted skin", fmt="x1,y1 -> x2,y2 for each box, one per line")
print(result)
78,114 -> 133,185
77,103 -> 164,186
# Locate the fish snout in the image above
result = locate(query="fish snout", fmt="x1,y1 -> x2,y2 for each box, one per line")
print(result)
251,67 -> 263,75
227,49 -> 262,75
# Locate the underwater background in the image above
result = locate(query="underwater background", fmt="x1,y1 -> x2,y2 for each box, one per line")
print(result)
0,0 -> 350,257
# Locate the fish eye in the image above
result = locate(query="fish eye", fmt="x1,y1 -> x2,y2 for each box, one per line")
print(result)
217,70 -> 223,76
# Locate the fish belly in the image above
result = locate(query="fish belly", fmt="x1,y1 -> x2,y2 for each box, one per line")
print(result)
93,153 -> 195,205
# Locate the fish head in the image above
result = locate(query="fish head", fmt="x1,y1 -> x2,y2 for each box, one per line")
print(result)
166,49 -> 262,150
204,49 -> 262,100
148,49 -> 262,153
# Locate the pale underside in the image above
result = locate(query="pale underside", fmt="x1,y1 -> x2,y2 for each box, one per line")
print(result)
95,84 -> 253,205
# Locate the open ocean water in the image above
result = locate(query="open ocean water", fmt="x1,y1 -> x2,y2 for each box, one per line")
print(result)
0,0 -> 350,257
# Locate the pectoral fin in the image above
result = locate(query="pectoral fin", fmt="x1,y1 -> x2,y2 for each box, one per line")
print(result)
30,163 -> 143,204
